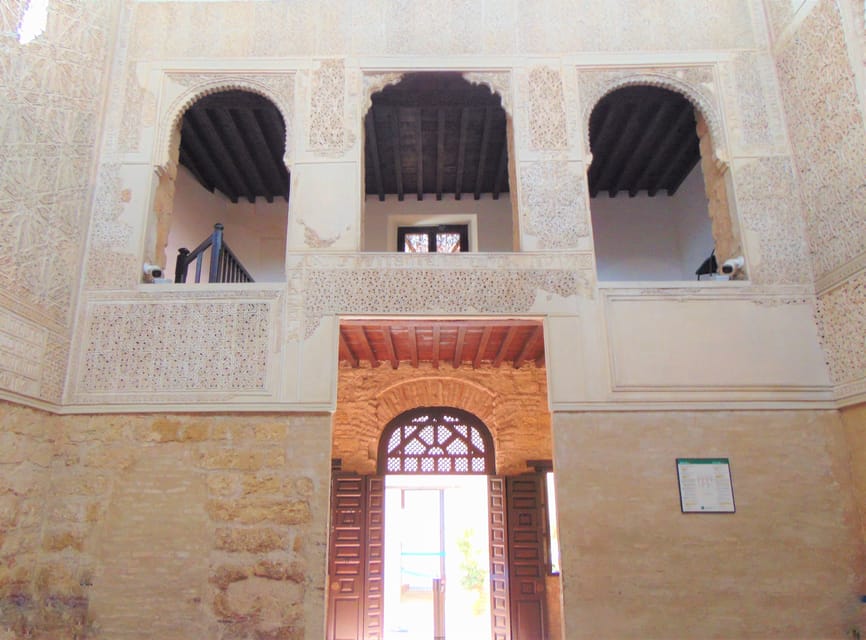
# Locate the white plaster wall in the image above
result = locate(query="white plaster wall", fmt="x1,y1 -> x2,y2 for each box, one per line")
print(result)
363,195 -> 514,252
590,167 -> 713,281
166,167 -> 288,282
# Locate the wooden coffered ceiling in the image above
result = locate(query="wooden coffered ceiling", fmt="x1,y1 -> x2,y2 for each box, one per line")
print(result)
588,85 -> 701,198
364,72 -> 510,202
339,319 -> 544,370
178,90 -> 289,203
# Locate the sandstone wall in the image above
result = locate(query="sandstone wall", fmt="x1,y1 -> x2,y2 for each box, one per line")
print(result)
841,403 -> 866,548
0,402 -> 330,640
553,409 -> 865,638
333,363 -> 552,476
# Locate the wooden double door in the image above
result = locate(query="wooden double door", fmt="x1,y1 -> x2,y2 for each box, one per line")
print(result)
326,473 -> 549,640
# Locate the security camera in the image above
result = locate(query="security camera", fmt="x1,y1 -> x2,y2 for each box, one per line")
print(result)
142,263 -> 163,279
721,256 -> 745,275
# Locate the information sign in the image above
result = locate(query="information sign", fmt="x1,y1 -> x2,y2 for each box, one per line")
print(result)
676,458 -> 735,513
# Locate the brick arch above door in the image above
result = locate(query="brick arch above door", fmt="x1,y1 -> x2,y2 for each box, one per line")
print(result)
333,367 -> 552,476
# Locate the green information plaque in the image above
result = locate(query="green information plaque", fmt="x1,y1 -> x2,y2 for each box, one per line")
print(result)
676,458 -> 735,513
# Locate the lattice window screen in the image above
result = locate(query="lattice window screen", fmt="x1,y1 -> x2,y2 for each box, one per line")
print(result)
378,408 -> 494,475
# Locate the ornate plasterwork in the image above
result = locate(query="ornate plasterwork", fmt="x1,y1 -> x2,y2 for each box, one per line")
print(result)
0,1 -> 114,329
519,158 -> 590,250
157,72 -> 295,169
293,252 -> 594,337
78,300 -> 271,395
577,66 -> 728,166
732,156 -> 813,285
776,0 -> 866,281
816,269 -> 866,385
0,307 -> 47,399
308,59 -> 352,154
719,52 -> 787,155
463,71 -> 513,116
118,62 -> 157,153
526,67 -> 568,150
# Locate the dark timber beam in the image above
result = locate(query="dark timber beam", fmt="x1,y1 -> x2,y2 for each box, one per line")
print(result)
513,326 -> 542,369
253,109 -> 289,199
635,103 -> 694,197
180,118 -> 227,196
358,327 -> 379,368
407,326 -> 419,368
218,107 -> 271,202
382,327 -> 399,369
452,327 -> 466,369
178,147 -> 212,192
653,135 -> 699,196
201,108 -> 256,202
474,107 -> 493,200
432,325 -> 441,369
666,153 -> 701,196
614,102 -> 673,197
236,108 -> 286,202
436,108 -> 445,201
390,107 -> 404,201
492,139 -> 508,200
414,108 -> 424,200
454,107 -> 469,200
339,332 -> 359,368
596,105 -> 641,198
587,103 -> 620,195
365,112 -> 385,201
474,326 -> 493,369
492,327 -> 518,368
184,111 -> 243,202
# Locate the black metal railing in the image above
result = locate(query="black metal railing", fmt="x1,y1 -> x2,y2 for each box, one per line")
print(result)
174,223 -> 254,284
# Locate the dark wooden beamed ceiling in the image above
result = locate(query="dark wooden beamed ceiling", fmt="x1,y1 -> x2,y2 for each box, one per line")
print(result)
339,319 -> 544,370
588,86 -> 701,198
178,90 -> 289,204
364,72 -> 510,202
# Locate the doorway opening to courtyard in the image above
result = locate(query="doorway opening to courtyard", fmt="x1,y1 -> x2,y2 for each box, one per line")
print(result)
328,318 -> 561,640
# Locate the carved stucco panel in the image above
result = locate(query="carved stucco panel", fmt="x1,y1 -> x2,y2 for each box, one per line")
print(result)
776,0 -> 866,280
79,300 -> 271,394
732,156 -> 813,285
526,67 -> 568,151
816,269 -> 866,385
0,307 -> 47,399
295,253 -> 594,337
308,59 -> 355,155
719,52 -> 787,155
118,61 -> 157,154
577,66 -> 727,166
519,157 -> 590,250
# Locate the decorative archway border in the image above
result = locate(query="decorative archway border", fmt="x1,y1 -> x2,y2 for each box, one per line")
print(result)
153,72 -> 295,171
578,66 -> 729,168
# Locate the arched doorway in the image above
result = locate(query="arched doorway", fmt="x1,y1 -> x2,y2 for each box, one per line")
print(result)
328,405 -> 552,640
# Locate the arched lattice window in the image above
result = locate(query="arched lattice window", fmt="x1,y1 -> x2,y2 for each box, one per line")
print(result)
377,407 -> 495,475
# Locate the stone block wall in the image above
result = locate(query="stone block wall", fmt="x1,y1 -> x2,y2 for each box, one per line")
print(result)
333,363 -> 552,476
0,402 -> 330,640
553,409 -> 865,638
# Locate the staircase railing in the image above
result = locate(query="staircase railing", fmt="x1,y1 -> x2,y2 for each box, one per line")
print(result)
174,223 -> 254,283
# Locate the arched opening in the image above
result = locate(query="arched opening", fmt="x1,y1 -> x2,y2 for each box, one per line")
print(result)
328,320 -> 561,640
587,85 -> 741,281
152,89 -> 289,283
362,72 -> 516,252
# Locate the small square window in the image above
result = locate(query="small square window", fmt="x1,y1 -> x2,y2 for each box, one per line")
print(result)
397,225 -> 469,253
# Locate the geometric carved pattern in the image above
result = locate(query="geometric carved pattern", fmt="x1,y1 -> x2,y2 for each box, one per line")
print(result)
721,52 -> 787,155
300,253 -> 594,338
0,307 -> 48,399
527,67 -> 567,150
816,269 -> 866,385
776,0 -> 866,282
519,158 -> 589,249
80,301 -> 270,393
732,156 -> 813,285
308,59 -> 348,152
378,407 -> 494,475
